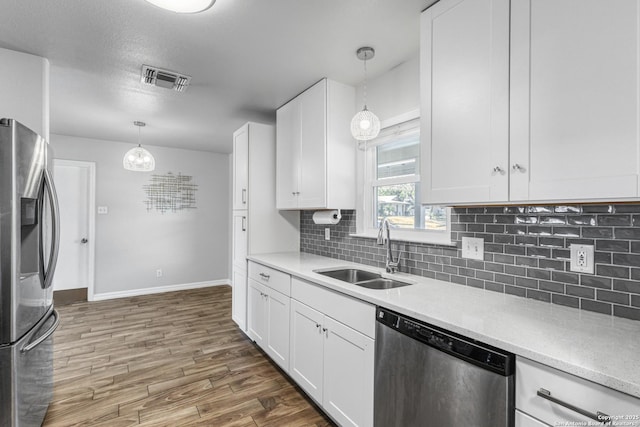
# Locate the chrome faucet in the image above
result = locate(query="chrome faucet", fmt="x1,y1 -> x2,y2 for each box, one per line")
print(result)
377,218 -> 401,273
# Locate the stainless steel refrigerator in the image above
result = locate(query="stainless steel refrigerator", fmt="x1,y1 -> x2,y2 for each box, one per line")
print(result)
0,118 -> 60,427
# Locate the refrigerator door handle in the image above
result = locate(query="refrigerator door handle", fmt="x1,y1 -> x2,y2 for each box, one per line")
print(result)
41,168 -> 60,290
21,308 -> 60,353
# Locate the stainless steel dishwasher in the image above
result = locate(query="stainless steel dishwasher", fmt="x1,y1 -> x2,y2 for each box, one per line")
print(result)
374,307 -> 515,427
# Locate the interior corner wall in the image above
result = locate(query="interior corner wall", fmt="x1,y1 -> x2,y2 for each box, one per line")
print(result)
355,53 -> 420,124
50,134 -> 229,296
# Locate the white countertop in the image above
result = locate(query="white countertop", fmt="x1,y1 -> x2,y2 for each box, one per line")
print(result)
248,251 -> 640,399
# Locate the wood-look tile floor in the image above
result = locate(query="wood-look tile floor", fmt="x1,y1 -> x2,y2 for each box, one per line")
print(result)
44,285 -> 335,427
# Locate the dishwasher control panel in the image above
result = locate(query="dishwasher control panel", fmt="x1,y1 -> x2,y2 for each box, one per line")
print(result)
376,307 -> 514,376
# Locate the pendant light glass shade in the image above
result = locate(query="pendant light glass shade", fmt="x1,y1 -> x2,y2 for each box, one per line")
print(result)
351,47 -> 381,141
123,121 -> 155,172
351,106 -> 381,141
144,0 -> 215,13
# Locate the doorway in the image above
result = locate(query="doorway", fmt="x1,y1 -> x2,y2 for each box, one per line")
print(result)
52,159 -> 96,302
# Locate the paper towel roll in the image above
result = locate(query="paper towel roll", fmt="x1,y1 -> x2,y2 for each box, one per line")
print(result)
312,210 -> 341,225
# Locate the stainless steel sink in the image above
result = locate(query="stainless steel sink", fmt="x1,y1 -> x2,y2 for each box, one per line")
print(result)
316,268 -> 381,283
315,268 -> 412,290
355,278 -> 412,290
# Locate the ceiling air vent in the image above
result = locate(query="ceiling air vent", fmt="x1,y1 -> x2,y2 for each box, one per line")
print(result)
141,65 -> 192,92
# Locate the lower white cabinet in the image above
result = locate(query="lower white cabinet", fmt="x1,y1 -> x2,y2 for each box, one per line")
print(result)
289,299 -> 374,427
247,278 -> 290,372
231,267 -> 247,332
515,410 -> 548,427
289,299 -> 324,402
516,357 -> 640,427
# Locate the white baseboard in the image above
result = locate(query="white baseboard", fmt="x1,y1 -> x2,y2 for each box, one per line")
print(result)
91,279 -> 230,301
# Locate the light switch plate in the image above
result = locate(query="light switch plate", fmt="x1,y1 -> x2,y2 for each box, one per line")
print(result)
324,228 -> 330,241
570,244 -> 594,274
462,237 -> 484,260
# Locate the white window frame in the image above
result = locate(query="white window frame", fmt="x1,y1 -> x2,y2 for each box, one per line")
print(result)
353,110 -> 453,245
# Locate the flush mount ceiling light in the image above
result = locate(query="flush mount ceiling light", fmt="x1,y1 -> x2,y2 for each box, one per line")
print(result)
351,47 -> 381,141
123,121 -> 156,172
143,0 -> 215,13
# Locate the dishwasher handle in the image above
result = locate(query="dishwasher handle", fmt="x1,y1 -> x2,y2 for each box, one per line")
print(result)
536,388 -> 611,424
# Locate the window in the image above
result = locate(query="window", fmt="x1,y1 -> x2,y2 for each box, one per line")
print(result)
358,116 -> 451,244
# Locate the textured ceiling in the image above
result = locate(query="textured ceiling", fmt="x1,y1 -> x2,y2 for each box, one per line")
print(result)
0,0 -> 434,153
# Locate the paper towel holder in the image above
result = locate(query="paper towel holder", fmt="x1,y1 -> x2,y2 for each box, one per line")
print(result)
312,209 -> 342,225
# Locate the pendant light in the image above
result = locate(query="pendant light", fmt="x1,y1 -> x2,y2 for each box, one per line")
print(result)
351,47 -> 381,141
143,0 -> 215,13
123,121 -> 155,172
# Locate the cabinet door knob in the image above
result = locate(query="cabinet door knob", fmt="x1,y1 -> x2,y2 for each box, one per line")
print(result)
512,163 -> 525,172
492,166 -> 504,175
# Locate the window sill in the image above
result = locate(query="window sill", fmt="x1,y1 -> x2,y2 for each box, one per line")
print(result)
349,231 -> 456,247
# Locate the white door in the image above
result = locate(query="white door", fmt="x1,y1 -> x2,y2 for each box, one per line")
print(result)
420,0 -> 510,204
323,316 -> 375,427
289,299 -> 324,403
266,288 -> 290,372
52,160 -> 95,297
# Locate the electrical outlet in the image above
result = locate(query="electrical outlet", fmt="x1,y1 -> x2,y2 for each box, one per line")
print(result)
97,206 -> 108,214
570,244 -> 594,274
324,228 -> 330,241
461,237 -> 484,260
156,269 -> 163,278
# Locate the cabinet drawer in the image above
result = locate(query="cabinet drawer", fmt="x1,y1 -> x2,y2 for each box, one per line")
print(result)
515,410 -> 548,427
516,357 -> 640,426
248,262 -> 291,296
291,277 -> 375,338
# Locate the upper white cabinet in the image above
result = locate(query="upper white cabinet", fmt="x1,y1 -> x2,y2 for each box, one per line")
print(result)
421,0 -> 510,204
230,123 -> 299,334
421,0 -> 640,205
276,78 -> 356,210
232,126 -> 249,210
0,48 -> 50,140
510,0 -> 640,202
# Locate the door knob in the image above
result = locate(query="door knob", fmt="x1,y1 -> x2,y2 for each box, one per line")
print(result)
81,238 -> 88,244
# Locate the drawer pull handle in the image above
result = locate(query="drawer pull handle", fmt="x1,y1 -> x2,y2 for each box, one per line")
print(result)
259,273 -> 270,281
536,388 -> 610,423
242,188 -> 247,204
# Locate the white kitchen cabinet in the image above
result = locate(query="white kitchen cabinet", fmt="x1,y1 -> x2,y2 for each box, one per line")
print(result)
247,278 -> 267,347
232,125 -> 249,210
230,122 -> 299,334
510,0 -> 640,202
421,0 -> 640,205
276,78 -> 356,210
290,279 -> 375,427
247,262 -> 292,372
231,212 -> 247,271
420,0 -> 510,204
515,410 -> 549,427
289,299 -> 324,403
516,357 -> 640,427
231,268 -> 247,331
322,316 -> 374,427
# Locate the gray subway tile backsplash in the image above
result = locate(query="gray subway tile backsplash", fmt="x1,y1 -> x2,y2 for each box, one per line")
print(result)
299,205 -> 640,322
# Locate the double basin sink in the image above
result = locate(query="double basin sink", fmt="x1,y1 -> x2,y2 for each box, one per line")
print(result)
315,268 -> 412,290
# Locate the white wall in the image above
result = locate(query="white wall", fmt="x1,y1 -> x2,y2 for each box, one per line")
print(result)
51,134 -> 229,297
0,47 -> 50,140
356,53 -> 419,124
